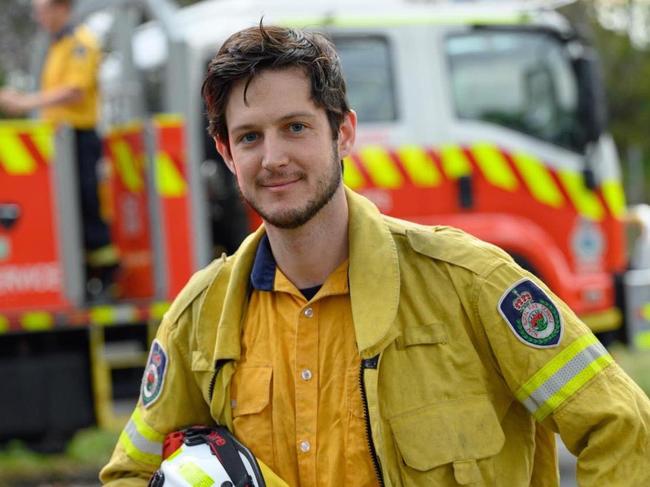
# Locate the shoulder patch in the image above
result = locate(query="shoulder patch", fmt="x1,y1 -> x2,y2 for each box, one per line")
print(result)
497,278 -> 563,348
141,340 -> 168,408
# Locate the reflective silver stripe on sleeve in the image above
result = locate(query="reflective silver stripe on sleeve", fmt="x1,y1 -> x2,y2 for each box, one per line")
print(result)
522,341 -> 608,414
123,417 -> 164,457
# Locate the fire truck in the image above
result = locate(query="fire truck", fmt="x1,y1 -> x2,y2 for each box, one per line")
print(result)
1,0 -> 649,448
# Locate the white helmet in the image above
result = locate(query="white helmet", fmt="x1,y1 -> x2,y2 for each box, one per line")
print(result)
148,426 -> 287,487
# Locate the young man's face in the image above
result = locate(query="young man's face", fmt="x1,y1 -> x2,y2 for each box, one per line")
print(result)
32,0 -> 68,34
216,67 -> 356,229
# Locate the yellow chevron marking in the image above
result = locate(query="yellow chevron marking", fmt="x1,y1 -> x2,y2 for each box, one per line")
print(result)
472,143 -> 518,191
21,312 -> 54,331
156,152 -> 187,197
153,113 -> 184,127
89,306 -> 118,326
440,145 -> 471,179
112,139 -> 143,193
601,179 -> 626,218
32,128 -> 54,164
0,127 -> 37,174
396,145 -> 441,187
558,170 -> 604,221
358,146 -> 402,188
0,315 -> 8,334
511,152 -> 564,208
150,301 -> 171,321
342,155 -> 365,189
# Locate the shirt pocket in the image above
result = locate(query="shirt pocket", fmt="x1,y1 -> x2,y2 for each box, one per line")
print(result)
389,395 -> 505,486
231,366 -> 274,466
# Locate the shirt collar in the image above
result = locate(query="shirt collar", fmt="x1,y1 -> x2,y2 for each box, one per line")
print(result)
52,23 -> 74,42
250,234 -> 276,291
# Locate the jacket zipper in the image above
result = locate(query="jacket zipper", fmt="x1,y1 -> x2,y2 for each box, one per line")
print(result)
360,355 -> 385,487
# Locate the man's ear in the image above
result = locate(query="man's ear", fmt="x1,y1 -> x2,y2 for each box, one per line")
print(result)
215,136 -> 235,174
337,110 -> 357,159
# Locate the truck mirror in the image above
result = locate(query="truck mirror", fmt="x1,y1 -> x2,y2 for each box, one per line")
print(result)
573,49 -> 608,149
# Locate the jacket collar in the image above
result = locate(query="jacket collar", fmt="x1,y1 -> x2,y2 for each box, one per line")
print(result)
203,187 -> 401,363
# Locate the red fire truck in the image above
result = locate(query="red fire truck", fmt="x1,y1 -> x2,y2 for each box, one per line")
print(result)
1,0 -> 649,448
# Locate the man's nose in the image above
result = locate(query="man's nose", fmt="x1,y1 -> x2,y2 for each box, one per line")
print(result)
261,134 -> 289,170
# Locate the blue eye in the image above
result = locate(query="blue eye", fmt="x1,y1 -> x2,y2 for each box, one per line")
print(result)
289,123 -> 305,133
241,133 -> 258,144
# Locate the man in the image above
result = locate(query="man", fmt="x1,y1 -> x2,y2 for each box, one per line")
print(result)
101,25 -> 650,486
0,0 -> 118,299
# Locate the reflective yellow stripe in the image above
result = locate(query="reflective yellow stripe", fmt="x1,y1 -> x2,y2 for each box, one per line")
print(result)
0,128 -> 37,174
516,335 -> 598,400
601,179 -> 626,218
558,170 -> 604,221
156,152 -> 187,197
153,113 -> 183,127
532,354 -> 612,421
440,145 -> 471,179
471,143 -> 517,191
0,315 -> 8,333
516,335 -> 613,421
634,330 -> 650,350
396,145 -> 441,187
21,312 -> 54,331
89,306 -> 115,326
343,156 -> 365,189
358,146 -> 402,188
112,139 -> 143,192
118,429 -> 162,466
86,244 -> 119,267
282,13 -> 527,28
31,129 -> 54,163
132,407 -> 165,443
179,461 -> 214,487
511,152 -> 564,208
150,301 -> 171,321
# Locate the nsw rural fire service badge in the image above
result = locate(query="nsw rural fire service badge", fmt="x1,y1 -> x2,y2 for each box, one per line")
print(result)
498,279 -> 563,348
141,339 -> 168,407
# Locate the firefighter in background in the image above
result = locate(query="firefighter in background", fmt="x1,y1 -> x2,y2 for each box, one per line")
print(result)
0,0 -> 118,300
101,25 -> 650,486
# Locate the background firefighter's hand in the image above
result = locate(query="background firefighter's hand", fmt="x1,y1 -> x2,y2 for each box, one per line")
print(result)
0,87 -> 29,115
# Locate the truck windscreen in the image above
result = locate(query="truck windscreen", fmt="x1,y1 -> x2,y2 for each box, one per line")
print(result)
446,29 -> 583,153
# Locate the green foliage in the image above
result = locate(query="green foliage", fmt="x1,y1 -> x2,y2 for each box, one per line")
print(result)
0,428 -> 118,486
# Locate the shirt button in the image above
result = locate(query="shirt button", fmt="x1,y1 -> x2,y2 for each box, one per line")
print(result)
301,369 -> 313,381
299,440 -> 311,453
303,307 -> 314,318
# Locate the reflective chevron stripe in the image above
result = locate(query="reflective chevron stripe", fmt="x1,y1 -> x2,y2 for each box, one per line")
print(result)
119,407 -> 164,466
0,122 -> 54,174
396,145 -> 442,187
342,143 -> 622,221
515,335 -> 613,421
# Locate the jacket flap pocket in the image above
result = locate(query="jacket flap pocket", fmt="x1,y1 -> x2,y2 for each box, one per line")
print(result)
231,366 -> 272,416
390,395 -> 504,471
396,321 -> 447,348
191,351 -> 213,371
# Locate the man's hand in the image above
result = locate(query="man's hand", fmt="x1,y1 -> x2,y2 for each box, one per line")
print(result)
0,86 -> 83,116
0,88 -> 31,115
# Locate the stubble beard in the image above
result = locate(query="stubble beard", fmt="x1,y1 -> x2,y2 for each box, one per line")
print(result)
241,146 -> 342,230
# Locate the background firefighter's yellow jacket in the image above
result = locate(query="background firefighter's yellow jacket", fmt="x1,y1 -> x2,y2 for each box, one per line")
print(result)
101,188 -> 650,486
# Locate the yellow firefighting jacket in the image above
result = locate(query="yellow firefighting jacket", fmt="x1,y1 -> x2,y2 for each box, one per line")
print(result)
101,188 -> 650,486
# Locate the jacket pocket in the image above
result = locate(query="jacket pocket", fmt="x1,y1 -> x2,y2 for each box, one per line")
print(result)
230,366 -> 274,466
389,395 -> 504,486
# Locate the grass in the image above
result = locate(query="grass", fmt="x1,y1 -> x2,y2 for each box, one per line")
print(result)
0,428 -> 119,486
